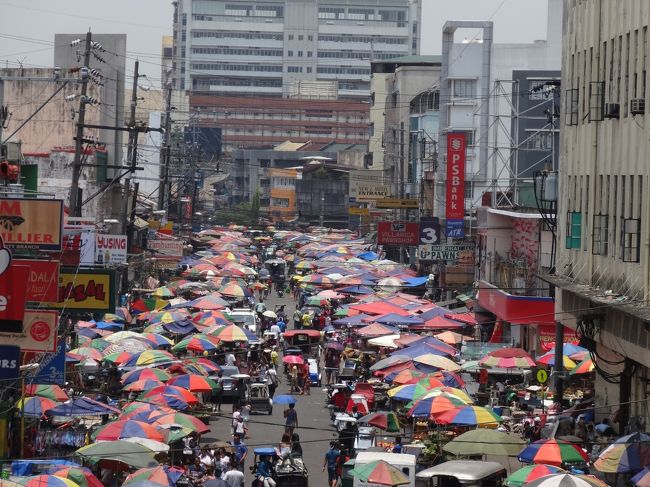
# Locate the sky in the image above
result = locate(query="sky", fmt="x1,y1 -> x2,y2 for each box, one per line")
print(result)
0,0 -> 550,86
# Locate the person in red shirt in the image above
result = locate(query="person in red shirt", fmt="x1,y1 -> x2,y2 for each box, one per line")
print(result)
318,313 -> 326,329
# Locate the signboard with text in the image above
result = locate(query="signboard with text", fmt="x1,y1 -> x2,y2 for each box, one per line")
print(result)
0,345 -> 20,382
0,236 -> 29,333
419,217 -> 441,245
14,259 -> 59,302
349,170 -> 389,202
0,310 -> 58,352
446,133 -> 466,238
148,238 -> 183,260
24,341 -> 66,385
45,268 -> 116,313
95,234 -> 127,265
61,224 -> 96,266
375,198 -> 419,209
377,221 -> 420,246
0,198 -> 63,251
418,244 -> 474,261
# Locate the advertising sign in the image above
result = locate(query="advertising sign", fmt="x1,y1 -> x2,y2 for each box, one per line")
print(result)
61,224 -> 96,266
538,324 -> 579,351
477,280 -> 555,325
0,198 -> 63,251
0,310 -> 58,352
0,345 -> 20,382
95,234 -> 127,265
0,236 -> 28,333
348,207 -> 370,216
14,259 -> 59,302
418,244 -> 474,261
148,238 -> 183,259
419,217 -> 441,245
446,133 -> 466,238
45,268 -> 116,313
349,170 -> 389,202
375,198 -> 419,209
24,342 -> 66,385
377,221 -> 420,246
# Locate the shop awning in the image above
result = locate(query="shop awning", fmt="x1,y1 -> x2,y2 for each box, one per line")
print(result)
476,280 -> 554,324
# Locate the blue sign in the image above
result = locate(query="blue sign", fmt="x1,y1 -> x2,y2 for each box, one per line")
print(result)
0,345 -> 20,382
419,218 -> 441,245
25,342 -> 66,385
446,219 -> 465,239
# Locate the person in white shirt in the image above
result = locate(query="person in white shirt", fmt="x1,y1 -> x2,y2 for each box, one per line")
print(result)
224,462 -> 245,487
270,322 -> 281,335
226,352 -> 236,366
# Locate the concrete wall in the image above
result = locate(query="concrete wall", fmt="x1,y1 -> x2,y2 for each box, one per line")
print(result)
369,71 -> 389,171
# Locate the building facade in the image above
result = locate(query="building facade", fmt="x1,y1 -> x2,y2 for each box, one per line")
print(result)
172,0 -> 421,98
546,0 -> 650,430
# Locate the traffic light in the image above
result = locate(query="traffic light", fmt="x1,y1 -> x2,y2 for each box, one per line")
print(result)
0,162 -> 19,181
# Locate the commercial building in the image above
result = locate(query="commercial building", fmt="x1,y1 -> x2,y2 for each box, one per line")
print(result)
543,0 -> 650,431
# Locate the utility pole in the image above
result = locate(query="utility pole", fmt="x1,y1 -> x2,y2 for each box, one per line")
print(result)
69,31 -> 92,217
158,84 -> 172,211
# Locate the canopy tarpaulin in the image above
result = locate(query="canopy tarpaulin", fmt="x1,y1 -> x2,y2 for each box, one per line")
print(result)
46,397 -> 121,417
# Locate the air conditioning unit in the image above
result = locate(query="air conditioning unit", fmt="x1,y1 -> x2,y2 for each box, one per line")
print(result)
631,98 -> 646,115
604,103 -> 620,119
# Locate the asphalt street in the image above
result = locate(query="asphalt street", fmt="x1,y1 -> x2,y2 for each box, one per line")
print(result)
203,288 -> 336,487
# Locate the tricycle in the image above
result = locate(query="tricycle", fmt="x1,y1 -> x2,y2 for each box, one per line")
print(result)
249,382 -> 273,415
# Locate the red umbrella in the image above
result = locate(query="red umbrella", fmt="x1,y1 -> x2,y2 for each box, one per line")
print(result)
94,420 -> 164,442
141,385 -> 199,405
283,355 -> 304,365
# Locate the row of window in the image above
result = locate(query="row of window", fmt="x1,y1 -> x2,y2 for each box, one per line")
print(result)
566,174 -> 644,262
223,5 -> 284,17
271,198 -> 291,207
318,35 -> 407,45
317,7 -> 406,22
317,66 -> 371,75
271,177 -> 295,187
194,78 -> 282,88
193,47 -> 283,57
192,63 -> 283,72
192,31 -> 283,41
287,50 -> 312,57
287,34 -> 313,41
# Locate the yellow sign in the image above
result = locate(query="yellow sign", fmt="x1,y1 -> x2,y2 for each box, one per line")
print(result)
348,207 -> 370,216
44,268 -> 116,313
375,198 -> 419,209
0,198 -> 63,251
536,368 -> 549,384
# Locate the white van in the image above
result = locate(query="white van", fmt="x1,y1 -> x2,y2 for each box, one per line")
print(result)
352,452 -> 417,487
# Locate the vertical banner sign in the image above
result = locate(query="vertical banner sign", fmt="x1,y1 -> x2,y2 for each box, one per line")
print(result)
0,345 -> 20,382
25,342 -> 66,385
446,132 -> 466,238
0,236 -> 28,333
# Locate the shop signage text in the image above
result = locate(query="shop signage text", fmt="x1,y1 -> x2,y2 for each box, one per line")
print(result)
418,244 -> 474,261
446,133 -> 466,238
377,221 -> 420,246
0,198 -> 63,251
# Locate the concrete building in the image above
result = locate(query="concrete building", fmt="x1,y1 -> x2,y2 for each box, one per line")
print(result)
543,0 -> 650,431
54,34 -> 127,170
172,0 -> 421,98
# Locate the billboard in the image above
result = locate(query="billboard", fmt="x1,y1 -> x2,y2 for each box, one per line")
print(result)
377,221 -> 420,246
0,198 -> 63,251
24,342 -> 66,385
61,223 -> 96,266
446,133 -> 466,238
0,237 -> 29,333
418,244 -> 474,261
148,238 -> 183,259
349,170 -> 389,202
14,259 -> 60,302
45,268 -> 116,313
419,218 -> 441,245
0,310 -> 58,352
96,234 -> 127,265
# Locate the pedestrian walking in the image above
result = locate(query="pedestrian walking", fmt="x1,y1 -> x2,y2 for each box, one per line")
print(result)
267,367 -> 279,398
323,441 -> 341,487
224,461 -> 245,487
284,402 -> 298,436
213,371 -> 224,412
231,434 -> 248,472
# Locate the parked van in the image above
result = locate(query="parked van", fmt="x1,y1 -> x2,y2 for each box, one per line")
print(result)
416,461 -> 506,487
353,452 -> 417,487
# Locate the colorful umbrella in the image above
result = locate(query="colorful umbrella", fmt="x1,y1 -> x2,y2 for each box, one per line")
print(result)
69,347 -> 103,361
356,323 -> 399,338
350,460 -> 410,486
390,369 -> 426,385
123,379 -> 165,393
433,331 -> 466,345
150,412 -> 211,434
75,440 -> 158,470
124,466 -> 184,487
186,357 -> 221,374
17,396 -> 59,417
131,298 -> 169,314
413,354 -> 461,372
443,428 -> 525,457
187,294 -> 228,311
47,467 -> 103,487
407,394 -> 468,419
171,334 -> 220,353
142,333 -> 174,348
518,439 -> 589,467
167,374 -> 217,393
126,350 -> 176,367
147,311 -> 189,324
537,352 -> 577,370
140,385 -> 199,405
283,355 -> 304,365
22,475 -> 80,487
570,358 -> 595,375
102,351 -> 134,365
88,338 -> 112,351
594,432 -> 650,473
191,310 -> 231,327
121,401 -> 175,417
209,324 -> 250,342
93,420 -> 164,442
218,283 -> 252,298
411,387 -> 474,405
631,467 -> 650,487
387,381 -> 443,402
152,286 -> 175,298
24,384 -> 68,401
357,412 -> 400,432
479,355 -> 536,368
506,465 -> 567,486
522,474 -> 609,487
138,394 -> 190,411
436,405 -> 503,426
122,368 -> 171,385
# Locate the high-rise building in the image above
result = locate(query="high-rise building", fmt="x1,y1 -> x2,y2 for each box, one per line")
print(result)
171,0 -> 421,99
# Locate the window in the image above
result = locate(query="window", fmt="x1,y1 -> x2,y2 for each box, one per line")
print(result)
452,79 -> 476,98
592,214 -> 609,255
288,34 -> 294,40
565,89 -> 579,125
271,198 -> 290,208
589,81 -> 605,121
621,218 -> 641,262
307,51 -> 312,57
287,66 -> 302,73
308,35 -> 313,41
464,181 -> 473,199
297,51 -> 303,57
298,35 -> 303,40
525,130 -> 555,150
306,66 -> 312,73
288,50 -> 293,57
566,212 -> 582,249
529,79 -> 553,100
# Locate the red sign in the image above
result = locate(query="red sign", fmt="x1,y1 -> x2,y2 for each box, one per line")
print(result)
0,236 -> 28,333
446,132 -> 466,221
477,280 -> 555,325
538,325 -> 579,351
14,259 -> 60,302
377,221 -> 420,246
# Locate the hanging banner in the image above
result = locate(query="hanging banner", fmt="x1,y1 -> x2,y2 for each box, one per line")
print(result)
14,259 -> 60,302
61,224 -> 96,266
147,238 -> 183,260
0,310 -> 58,352
95,234 -> 127,265
377,221 -> 420,246
0,345 -> 20,382
0,198 -> 63,251
446,132 -> 466,238
0,236 -> 29,333
24,341 -> 66,385
44,268 -> 116,313
349,170 -> 389,202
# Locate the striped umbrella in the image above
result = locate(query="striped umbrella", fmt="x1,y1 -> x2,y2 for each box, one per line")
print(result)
218,283 -> 252,298
47,467 -> 103,487
522,474 -> 609,487
387,381 -> 444,402
142,333 -> 174,348
102,351 -> 134,365
186,294 -> 228,311
570,358 -> 595,375
125,350 -> 176,367
436,405 -> 503,427
171,334 -> 220,353
350,460 -> 410,486
594,432 -> 650,473
123,379 -> 165,393
631,467 -> 650,487
390,369 -> 426,385
121,368 -> 171,385
140,385 -> 199,405
147,311 -> 189,324
413,354 -> 461,372
209,324 -> 250,342
407,394 -> 468,419
152,286 -> 175,298
93,420 -> 164,442
69,347 -> 104,361
357,412 -> 400,432
479,355 -> 536,369
506,465 -> 567,486
518,439 -> 589,467
167,374 -> 217,393
24,384 -> 68,402
191,310 -> 231,327
537,352 -> 577,370
124,466 -> 184,487
22,475 -> 80,487
17,396 -> 59,417
409,387 -> 474,405
150,411 -> 211,434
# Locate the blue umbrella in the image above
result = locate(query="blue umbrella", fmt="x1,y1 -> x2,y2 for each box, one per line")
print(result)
333,314 -> 372,326
376,313 -> 424,326
357,251 -> 378,261
273,395 -> 297,405
95,321 -> 124,331
338,286 -> 375,295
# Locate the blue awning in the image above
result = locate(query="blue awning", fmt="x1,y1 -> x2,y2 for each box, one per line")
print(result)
46,397 -> 120,417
